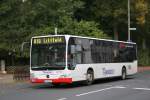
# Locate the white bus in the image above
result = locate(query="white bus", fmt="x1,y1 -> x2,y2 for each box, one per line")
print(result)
30,35 -> 137,85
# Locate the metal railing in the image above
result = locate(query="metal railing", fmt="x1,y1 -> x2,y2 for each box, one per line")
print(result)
6,66 -> 30,81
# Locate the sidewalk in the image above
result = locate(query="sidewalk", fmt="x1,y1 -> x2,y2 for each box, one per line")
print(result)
0,73 -> 14,84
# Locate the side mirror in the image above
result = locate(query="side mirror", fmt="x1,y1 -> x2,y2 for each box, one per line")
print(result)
21,42 -> 30,52
21,42 -> 30,56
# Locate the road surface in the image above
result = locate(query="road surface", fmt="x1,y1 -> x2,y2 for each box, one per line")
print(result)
0,71 -> 150,100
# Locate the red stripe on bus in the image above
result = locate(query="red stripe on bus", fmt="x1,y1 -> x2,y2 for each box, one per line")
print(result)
31,78 -> 72,84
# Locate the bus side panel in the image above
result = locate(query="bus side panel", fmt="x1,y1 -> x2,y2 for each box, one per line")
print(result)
93,62 -> 137,79
70,63 -> 123,82
126,60 -> 137,75
70,64 -> 93,82
70,61 -> 137,82
93,63 -> 122,79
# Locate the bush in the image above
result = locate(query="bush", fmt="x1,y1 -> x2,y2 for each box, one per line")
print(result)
138,49 -> 150,66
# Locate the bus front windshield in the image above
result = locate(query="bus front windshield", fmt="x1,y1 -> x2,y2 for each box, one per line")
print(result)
31,43 -> 66,70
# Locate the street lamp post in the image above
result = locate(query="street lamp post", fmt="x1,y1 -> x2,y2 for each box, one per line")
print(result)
128,0 -> 131,42
128,0 -> 136,42
55,27 -> 58,35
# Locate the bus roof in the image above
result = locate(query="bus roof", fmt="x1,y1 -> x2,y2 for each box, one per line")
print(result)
32,35 -> 136,44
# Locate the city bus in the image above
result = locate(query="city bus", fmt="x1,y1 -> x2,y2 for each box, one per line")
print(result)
30,35 -> 137,85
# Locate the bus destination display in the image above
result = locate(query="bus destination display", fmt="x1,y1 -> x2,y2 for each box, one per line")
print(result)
33,37 -> 65,44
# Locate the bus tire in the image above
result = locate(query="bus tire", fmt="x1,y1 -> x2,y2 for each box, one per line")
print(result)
121,67 -> 126,80
85,69 -> 94,85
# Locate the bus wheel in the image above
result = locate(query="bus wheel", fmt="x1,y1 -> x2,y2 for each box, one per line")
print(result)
121,67 -> 126,80
85,70 -> 94,85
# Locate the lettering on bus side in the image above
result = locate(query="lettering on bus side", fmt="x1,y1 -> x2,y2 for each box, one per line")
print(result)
102,68 -> 114,75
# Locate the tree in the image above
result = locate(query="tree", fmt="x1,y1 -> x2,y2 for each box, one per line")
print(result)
134,0 -> 148,49
0,0 -> 84,55
0,0 -> 109,60
76,0 -> 127,40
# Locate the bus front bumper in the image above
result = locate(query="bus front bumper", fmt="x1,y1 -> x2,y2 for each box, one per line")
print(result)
31,78 -> 72,84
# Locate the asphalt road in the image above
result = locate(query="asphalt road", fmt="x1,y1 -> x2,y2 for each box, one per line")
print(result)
0,71 -> 150,100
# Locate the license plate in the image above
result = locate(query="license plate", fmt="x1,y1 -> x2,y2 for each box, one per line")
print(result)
44,80 -> 52,83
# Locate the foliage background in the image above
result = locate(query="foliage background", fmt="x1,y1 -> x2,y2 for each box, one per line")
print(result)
0,0 -> 149,66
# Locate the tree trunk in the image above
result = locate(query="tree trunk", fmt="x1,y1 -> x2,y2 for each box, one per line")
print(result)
142,38 -> 146,50
113,23 -> 118,40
